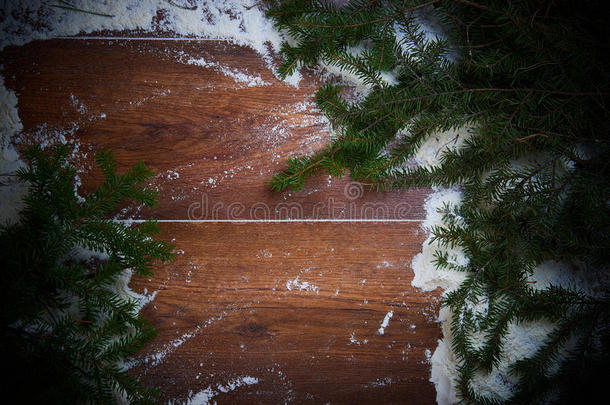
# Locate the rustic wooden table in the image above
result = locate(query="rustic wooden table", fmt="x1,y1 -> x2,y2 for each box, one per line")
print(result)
2,35 -> 439,404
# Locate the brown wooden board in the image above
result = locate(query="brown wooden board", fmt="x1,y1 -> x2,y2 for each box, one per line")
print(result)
129,222 -> 441,404
1,39 -> 428,221
1,37 -> 439,404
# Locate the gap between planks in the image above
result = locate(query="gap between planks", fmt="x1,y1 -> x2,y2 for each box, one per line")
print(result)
56,36 -> 237,41
117,219 -> 424,223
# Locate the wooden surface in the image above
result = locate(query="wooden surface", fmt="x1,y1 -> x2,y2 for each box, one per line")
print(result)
1,37 -> 439,404
1,39 -> 427,221
129,222 -> 440,404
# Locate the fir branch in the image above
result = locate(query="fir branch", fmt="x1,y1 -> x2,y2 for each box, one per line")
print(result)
1,144 -> 174,404
267,1 -> 610,403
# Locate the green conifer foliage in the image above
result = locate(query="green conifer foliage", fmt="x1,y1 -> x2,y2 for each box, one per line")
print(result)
0,145 -> 174,404
267,1 -> 609,403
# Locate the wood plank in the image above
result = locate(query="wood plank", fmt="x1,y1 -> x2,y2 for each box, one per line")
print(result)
1,39 -> 428,220
2,38 -> 439,403
129,222 -> 440,404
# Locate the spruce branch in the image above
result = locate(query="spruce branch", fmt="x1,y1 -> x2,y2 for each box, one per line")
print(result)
267,1 -> 610,403
1,144 -> 174,404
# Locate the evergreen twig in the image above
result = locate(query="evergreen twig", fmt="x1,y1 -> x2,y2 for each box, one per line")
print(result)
266,1 -> 610,403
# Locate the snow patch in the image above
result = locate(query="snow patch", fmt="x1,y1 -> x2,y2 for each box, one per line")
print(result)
175,376 -> 259,405
184,56 -> 270,87
377,310 -> 394,335
285,276 -> 319,294
410,128 -> 604,404
0,74 -> 27,224
349,332 -> 368,345
127,312 -> 226,369
1,1 -> 284,58
366,377 -> 393,387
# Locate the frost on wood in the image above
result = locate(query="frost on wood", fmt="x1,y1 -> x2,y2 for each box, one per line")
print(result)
175,376 -> 259,405
377,310 -> 394,335
183,56 -> 270,87
285,276 -> 319,294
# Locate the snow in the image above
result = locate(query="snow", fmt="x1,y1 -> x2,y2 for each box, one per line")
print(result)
366,377 -> 393,387
410,187 -> 468,293
413,127 -> 472,169
376,261 -> 392,268
469,320 -> 557,400
126,312 -> 226,369
529,260 -> 606,296
349,332 -> 368,346
175,376 -> 259,405
217,376 -> 259,393
183,55 -> 270,87
377,310 -> 394,335
181,387 -> 215,405
109,267 -> 159,312
429,320 -> 458,405
281,69 -> 303,88
285,276 -> 319,294
167,170 -> 180,180
0,74 -> 27,225
409,127 -> 606,404
0,1 -> 284,58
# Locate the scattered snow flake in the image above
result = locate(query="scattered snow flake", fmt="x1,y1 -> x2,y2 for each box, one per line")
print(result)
349,332 -> 368,346
365,377 -> 393,387
377,310 -> 394,335
285,276 -> 319,294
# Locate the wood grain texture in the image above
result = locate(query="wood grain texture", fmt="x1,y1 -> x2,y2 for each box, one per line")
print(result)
1,39 -> 428,220
1,37 -> 439,404
130,222 -> 441,404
